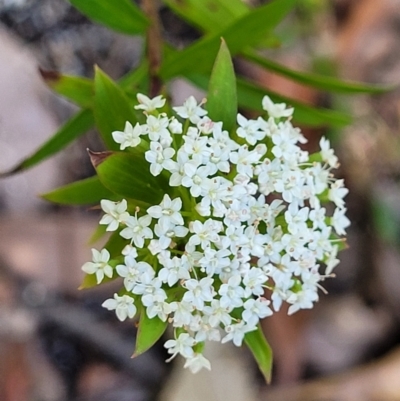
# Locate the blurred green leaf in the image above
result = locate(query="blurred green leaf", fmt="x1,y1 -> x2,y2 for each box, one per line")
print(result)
162,0 -> 248,33
119,60 -> 150,90
79,270 -> 116,289
187,73 -> 352,128
68,0 -> 148,35
160,0 -> 296,79
93,151 -> 168,205
41,176 -> 116,205
207,39 -> 237,131
0,109 -> 94,177
94,66 -> 137,150
243,50 -> 393,94
88,223 -> 108,245
133,309 -> 168,357
40,69 -> 93,108
236,78 -> 352,127
245,325 -> 273,383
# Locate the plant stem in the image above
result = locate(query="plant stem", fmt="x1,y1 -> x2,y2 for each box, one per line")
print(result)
142,0 -> 163,97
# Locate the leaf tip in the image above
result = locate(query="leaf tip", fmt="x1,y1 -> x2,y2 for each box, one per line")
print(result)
87,148 -> 113,168
39,67 -> 61,83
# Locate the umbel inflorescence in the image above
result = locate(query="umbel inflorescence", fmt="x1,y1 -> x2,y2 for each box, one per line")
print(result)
82,93 -> 349,373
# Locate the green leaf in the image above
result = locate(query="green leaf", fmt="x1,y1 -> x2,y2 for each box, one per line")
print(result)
41,176 -> 116,205
162,0 -> 248,34
0,109 -> 94,177
94,66 -> 137,150
88,223 -> 108,245
133,309 -> 168,357
243,50 -> 393,94
79,271 -> 116,289
68,0 -> 148,35
160,0 -> 296,79
93,151 -> 168,205
119,60 -> 150,90
236,78 -> 352,128
207,39 -> 237,131
244,325 -> 273,383
40,69 -> 93,108
187,73 -> 352,128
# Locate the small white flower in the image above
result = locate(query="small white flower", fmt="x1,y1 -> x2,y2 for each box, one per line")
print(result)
319,137 -> 338,168
332,207 -> 350,235
135,93 -> 166,112
154,218 -> 189,250
183,277 -> 215,310
242,298 -> 273,327
147,195 -> 184,226
102,293 -> 137,321
112,121 -> 144,150
188,219 -> 222,249
146,114 -> 171,145
236,113 -> 265,145
262,95 -> 294,119
164,332 -> 195,360
99,199 -> 130,231
158,256 -> 191,287
222,321 -> 256,347
329,179 -> 349,208
173,96 -> 207,124
184,353 -> 211,373
169,117 -> 183,134
145,141 -> 175,176
120,213 -> 153,248
82,248 -> 113,284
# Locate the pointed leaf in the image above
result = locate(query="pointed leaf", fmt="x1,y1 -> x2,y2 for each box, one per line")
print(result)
41,176 -> 117,205
243,50 -> 393,94
0,109 -> 94,177
94,67 -> 137,150
187,73 -> 352,128
207,39 -> 237,131
160,0 -> 296,79
94,151 -> 168,205
133,309 -> 168,357
245,325 -> 273,383
68,0 -> 148,35
40,69 -> 93,107
119,60 -> 150,90
236,78 -> 352,128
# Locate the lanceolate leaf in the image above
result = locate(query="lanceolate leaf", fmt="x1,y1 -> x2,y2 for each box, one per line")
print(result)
40,69 -> 93,108
243,50 -> 392,94
94,151 -> 168,205
160,0 -> 296,79
119,60 -> 150,90
236,78 -> 352,128
68,0 -> 149,35
94,67 -> 137,150
207,39 -> 237,131
245,325 -> 273,383
41,176 -> 117,205
0,109 -> 94,177
133,308 -> 168,357
187,73 -> 352,128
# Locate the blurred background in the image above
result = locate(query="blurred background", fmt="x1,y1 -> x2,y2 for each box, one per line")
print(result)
1,0 -> 400,400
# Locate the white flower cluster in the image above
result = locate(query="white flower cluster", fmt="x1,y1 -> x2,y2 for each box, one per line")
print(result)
82,93 -> 350,373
